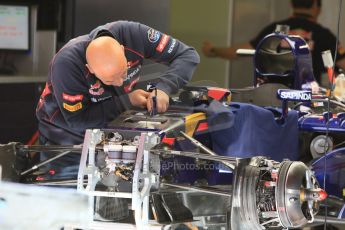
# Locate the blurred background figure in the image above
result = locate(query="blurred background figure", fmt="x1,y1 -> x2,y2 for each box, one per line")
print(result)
202,0 -> 345,85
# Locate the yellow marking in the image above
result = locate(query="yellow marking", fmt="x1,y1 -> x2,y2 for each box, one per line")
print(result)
185,112 -> 206,136
63,102 -> 83,112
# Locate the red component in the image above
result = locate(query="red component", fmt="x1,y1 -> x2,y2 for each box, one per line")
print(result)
327,67 -> 335,84
49,170 -> 56,175
196,122 -> 209,132
26,130 -> 39,145
318,189 -> 328,201
162,136 -> 175,146
264,181 -> 276,187
36,176 -> 45,181
207,87 -> 229,101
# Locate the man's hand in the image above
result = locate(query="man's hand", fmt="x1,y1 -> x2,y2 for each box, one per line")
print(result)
202,41 -> 216,57
147,89 -> 169,113
128,89 -> 150,108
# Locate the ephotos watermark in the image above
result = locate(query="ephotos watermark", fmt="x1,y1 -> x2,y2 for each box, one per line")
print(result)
161,161 -> 229,171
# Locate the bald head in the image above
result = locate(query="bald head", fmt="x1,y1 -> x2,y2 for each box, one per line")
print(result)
86,36 -> 127,86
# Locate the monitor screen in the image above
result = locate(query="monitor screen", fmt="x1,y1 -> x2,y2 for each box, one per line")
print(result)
0,4 -> 30,51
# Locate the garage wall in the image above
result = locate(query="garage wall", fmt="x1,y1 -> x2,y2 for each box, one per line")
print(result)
170,0 -> 232,87
319,1 -> 345,54
169,0 -> 291,88
228,0 -> 291,88
73,0 -> 170,36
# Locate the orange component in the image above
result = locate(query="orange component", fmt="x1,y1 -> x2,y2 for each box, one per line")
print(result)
207,87 -> 229,101
196,121 -> 209,132
300,188 -> 328,202
264,181 -> 276,187
318,189 -> 327,201
327,67 -> 335,84
162,136 -> 175,146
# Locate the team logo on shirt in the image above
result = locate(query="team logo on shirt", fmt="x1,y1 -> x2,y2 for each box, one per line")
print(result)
147,28 -> 161,43
90,96 -> 112,103
89,80 -> 105,95
62,93 -> 84,102
127,60 -> 140,68
63,102 -> 83,112
167,39 -> 176,54
124,65 -> 141,82
156,34 -> 170,53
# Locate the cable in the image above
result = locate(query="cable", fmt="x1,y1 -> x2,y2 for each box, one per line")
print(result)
20,150 -> 72,176
323,1 -> 343,229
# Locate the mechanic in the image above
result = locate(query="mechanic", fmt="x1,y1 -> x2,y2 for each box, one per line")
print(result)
36,20 -> 199,177
202,0 -> 345,84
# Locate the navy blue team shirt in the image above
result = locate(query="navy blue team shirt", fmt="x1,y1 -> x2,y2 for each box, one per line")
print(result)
36,21 -> 200,145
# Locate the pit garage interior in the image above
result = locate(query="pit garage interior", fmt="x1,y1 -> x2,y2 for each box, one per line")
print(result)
0,0 -> 345,230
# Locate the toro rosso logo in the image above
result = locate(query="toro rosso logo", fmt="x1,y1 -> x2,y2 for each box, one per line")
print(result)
147,28 -> 160,43
277,89 -> 312,102
89,80 -> 105,96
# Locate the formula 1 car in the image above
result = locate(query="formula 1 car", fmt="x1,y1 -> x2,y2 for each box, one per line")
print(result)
0,28 -> 344,230
232,27 -> 345,161
0,108 -> 329,230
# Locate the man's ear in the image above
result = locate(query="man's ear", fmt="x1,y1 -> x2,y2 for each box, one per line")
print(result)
121,45 -> 124,52
85,64 -> 94,74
